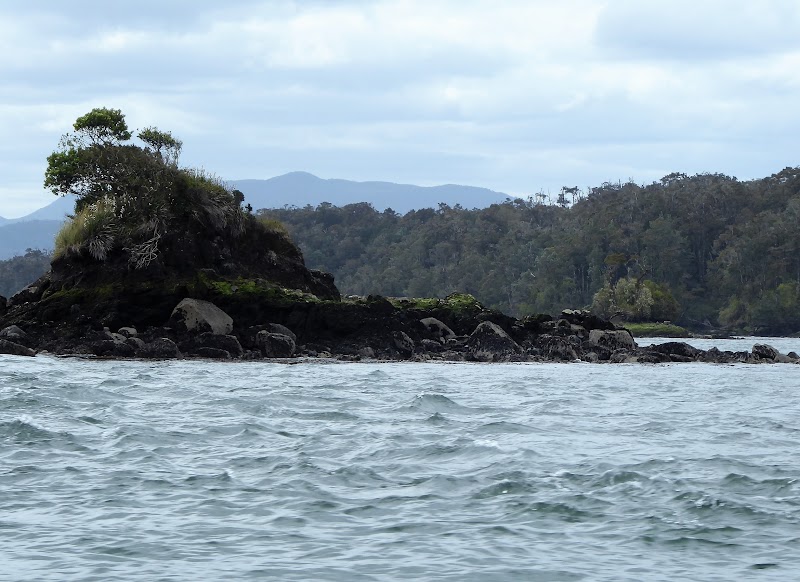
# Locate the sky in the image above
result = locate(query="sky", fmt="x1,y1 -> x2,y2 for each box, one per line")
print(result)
2,0 -> 800,217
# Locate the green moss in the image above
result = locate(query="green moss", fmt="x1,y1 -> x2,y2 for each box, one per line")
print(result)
443,292 -> 481,312
624,322 -> 691,338
199,275 -> 322,305
389,292 -> 483,313
390,297 -> 439,310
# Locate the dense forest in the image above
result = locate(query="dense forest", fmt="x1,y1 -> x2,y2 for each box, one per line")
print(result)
0,249 -> 51,298
261,168 -> 800,335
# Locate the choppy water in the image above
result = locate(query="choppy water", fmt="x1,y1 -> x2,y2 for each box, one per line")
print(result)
1,351 -> 799,581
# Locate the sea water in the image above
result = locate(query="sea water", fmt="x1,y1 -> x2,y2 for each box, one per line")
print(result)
1,342 -> 799,581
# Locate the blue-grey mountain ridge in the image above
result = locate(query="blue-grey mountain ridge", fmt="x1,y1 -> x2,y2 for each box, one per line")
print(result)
0,172 -> 509,259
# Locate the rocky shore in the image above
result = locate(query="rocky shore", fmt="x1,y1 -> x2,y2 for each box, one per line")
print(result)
1,279 -> 797,364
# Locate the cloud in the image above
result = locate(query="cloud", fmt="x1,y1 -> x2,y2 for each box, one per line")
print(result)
595,0 -> 800,61
1,0 -> 799,217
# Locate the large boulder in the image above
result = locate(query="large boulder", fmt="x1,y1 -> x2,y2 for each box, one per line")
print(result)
420,317 -> 456,342
0,339 -> 36,357
188,332 -> 244,358
0,325 -> 31,347
267,323 -> 297,343
588,329 -> 636,352
751,343 -> 794,363
139,338 -> 181,359
169,299 -> 233,335
752,344 -> 779,362
392,331 -> 415,356
90,339 -> 136,357
256,331 -> 296,358
535,335 -> 578,361
466,321 -> 522,361
117,327 -> 138,338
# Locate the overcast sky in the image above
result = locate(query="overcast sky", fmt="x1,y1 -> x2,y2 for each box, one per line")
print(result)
2,0 -> 800,217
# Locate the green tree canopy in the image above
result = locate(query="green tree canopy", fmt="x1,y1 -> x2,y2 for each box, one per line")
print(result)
44,107 -> 178,212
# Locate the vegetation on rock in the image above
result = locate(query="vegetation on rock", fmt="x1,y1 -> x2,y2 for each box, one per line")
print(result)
41,107 -> 337,300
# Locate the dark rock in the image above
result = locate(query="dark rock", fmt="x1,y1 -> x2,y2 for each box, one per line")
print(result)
139,338 -> 181,359
0,295 -> 6,316
7,273 -> 51,307
0,325 -> 30,347
420,338 -> 444,353
91,339 -> 135,357
241,323 -> 297,349
544,317 -> 589,339
515,313 -> 553,335
365,295 -> 397,314
169,298 -> 233,335
560,309 -> 617,331
125,337 -> 146,350
466,321 -> 522,361
788,351 -> 799,360
117,327 -> 138,338
637,350 -> 672,364
647,341 -> 700,359
610,349 -> 636,363
420,317 -> 456,341
190,332 -> 244,358
392,331 -> 415,356
0,338 -> 36,357
192,347 -> 231,359
358,346 -> 376,359
698,347 -> 739,364
535,335 -> 578,361
588,329 -> 636,352
256,331 -> 296,358
752,344 -> 779,362
267,323 -> 296,343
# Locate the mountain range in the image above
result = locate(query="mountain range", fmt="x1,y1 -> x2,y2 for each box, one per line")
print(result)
230,172 -> 508,212
0,173 -> 511,259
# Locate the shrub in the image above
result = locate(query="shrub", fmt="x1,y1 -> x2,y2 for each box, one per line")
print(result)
54,197 -> 117,260
259,217 -> 290,237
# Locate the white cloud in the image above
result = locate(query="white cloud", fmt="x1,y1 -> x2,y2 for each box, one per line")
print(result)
1,0 -> 799,217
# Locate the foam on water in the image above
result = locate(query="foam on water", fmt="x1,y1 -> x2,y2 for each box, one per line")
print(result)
1,353 -> 799,581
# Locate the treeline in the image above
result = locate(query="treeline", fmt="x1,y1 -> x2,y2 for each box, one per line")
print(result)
261,168 -> 800,334
0,249 -> 51,298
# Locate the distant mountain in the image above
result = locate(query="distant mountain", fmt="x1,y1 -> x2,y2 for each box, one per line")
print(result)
230,172 -> 510,213
0,220 -> 63,260
3,195 -> 76,224
0,174 -> 510,259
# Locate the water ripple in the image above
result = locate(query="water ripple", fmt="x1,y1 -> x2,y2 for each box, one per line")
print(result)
0,356 -> 799,581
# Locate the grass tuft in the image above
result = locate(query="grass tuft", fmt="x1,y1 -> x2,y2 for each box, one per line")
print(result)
54,197 -> 117,259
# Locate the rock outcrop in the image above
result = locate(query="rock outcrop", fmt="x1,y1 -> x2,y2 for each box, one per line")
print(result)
1,293 -> 798,364
465,321 -> 522,361
0,338 -> 36,357
169,298 -> 234,335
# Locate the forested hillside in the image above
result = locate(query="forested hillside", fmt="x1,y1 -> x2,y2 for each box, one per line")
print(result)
261,168 -> 800,335
0,249 -> 51,297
